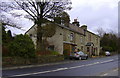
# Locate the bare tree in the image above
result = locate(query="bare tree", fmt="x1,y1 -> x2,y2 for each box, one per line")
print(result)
0,0 -> 72,51
0,14 -> 22,29
96,27 -> 105,37
0,1 -> 23,29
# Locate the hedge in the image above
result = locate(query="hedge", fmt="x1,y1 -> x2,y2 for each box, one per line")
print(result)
2,55 -> 64,67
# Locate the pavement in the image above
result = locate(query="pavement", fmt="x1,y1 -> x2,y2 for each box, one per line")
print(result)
2,55 -> 111,70
3,60 -> 77,70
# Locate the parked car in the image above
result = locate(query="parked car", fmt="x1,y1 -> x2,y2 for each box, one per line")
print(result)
69,51 -> 88,60
105,51 -> 111,56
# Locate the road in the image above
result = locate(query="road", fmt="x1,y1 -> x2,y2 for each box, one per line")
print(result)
2,55 -> 119,77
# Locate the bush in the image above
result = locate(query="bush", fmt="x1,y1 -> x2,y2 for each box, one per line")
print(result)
2,46 -> 9,56
37,55 -> 64,63
99,51 -> 105,56
8,34 -> 36,58
63,49 -> 69,59
102,46 -> 113,52
50,50 -> 60,55
36,50 -> 61,56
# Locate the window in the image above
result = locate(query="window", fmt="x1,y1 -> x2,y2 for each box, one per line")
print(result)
70,33 -> 74,41
61,19 -> 64,25
87,47 -> 89,52
30,34 -> 32,38
72,47 -> 76,52
96,47 -> 98,52
48,45 -> 54,51
81,46 -> 83,51
96,37 -> 98,44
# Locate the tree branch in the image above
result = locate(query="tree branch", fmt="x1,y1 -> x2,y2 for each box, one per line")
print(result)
14,0 -> 37,21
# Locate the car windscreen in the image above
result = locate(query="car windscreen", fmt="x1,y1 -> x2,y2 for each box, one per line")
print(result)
77,51 -> 84,55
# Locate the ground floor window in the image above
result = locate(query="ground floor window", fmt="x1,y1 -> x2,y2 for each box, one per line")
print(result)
96,47 -> 98,53
87,47 -> 89,52
72,46 -> 76,52
48,45 -> 54,51
81,46 -> 83,51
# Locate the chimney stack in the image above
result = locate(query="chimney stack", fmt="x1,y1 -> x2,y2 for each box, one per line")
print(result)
72,19 -> 80,27
81,25 -> 87,30
81,25 -> 87,36
74,19 -> 77,22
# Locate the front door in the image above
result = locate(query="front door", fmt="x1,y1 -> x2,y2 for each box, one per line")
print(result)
63,43 -> 71,56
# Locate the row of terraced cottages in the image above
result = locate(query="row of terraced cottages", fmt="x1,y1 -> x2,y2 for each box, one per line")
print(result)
25,19 -> 100,57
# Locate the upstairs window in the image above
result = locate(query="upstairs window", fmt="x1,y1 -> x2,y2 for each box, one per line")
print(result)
30,34 -> 32,38
80,37 -> 83,43
70,33 -> 74,41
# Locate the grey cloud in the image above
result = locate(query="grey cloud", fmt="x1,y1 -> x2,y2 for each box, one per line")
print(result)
69,2 -> 118,34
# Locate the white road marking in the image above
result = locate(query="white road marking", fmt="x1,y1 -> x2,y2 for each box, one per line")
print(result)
85,63 -> 94,66
113,68 -> 118,72
10,68 -> 68,77
100,68 -> 118,76
3,61 -> 76,70
10,70 -> 52,77
100,59 -> 114,63
93,62 -> 100,64
69,65 -> 85,69
9,59 -> 115,77
52,68 -> 68,72
85,62 -> 100,66
101,73 -> 108,76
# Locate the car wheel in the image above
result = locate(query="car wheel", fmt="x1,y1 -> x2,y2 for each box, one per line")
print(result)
86,56 -> 88,60
69,57 -> 73,60
78,57 -> 81,60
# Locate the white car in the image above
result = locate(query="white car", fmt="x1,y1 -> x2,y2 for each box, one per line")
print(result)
69,51 -> 88,60
105,51 -> 111,56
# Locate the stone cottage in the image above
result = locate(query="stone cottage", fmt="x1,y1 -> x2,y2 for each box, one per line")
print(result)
25,19 -> 100,57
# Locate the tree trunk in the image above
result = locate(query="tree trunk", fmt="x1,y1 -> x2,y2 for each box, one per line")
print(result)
36,26 -> 42,51
36,19 -> 42,51
36,18 -> 45,52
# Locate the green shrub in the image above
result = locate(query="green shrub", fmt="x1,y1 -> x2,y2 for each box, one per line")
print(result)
50,50 -> 60,55
37,55 -> 64,63
102,46 -> 113,52
99,51 -> 105,56
8,34 -> 36,58
63,49 -> 69,59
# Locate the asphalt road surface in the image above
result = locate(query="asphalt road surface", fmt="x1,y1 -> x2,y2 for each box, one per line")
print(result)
2,55 -> 119,77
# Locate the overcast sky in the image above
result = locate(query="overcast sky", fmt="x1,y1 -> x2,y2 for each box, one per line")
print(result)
5,0 -> 119,35
69,0 -> 119,34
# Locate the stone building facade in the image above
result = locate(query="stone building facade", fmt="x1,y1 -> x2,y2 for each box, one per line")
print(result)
25,19 -> 100,56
